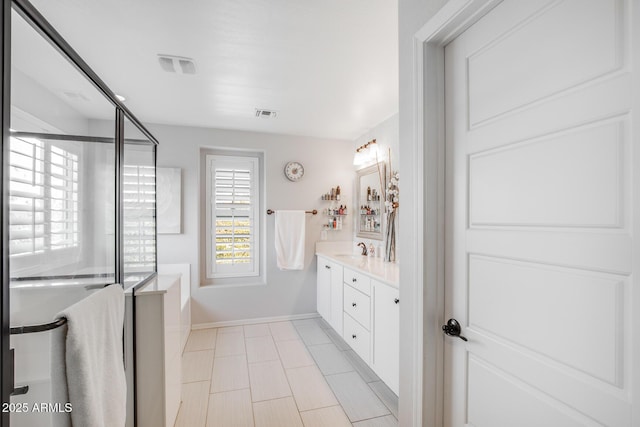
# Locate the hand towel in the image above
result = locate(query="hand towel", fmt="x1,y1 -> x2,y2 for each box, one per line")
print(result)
52,284 -> 126,427
275,210 -> 306,270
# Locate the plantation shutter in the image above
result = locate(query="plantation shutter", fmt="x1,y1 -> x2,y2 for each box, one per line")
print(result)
207,155 -> 259,278
123,165 -> 156,270
8,136 -> 79,256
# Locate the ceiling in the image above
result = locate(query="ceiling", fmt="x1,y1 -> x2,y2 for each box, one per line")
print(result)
20,0 -> 398,140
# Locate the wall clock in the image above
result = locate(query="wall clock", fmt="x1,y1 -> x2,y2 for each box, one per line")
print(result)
284,161 -> 305,182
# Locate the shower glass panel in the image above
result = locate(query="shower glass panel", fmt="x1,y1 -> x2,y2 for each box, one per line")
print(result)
6,6 -> 151,427
123,117 -> 157,288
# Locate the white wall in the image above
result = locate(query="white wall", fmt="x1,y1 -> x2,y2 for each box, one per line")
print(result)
146,123 -> 354,324
397,1 -> 446,426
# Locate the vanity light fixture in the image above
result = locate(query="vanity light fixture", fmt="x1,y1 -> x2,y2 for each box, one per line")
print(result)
353,139 -> 378,166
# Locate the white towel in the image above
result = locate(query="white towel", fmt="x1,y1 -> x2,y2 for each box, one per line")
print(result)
52,285 -> 126,427
275,210 -> 306,270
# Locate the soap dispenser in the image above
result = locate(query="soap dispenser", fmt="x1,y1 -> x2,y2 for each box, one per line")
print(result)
368,243 -> 375,258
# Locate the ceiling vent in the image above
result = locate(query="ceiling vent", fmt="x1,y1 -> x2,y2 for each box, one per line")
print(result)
63,91 -> 90,102
157,54 -> 197,75
255,109 -> 278,119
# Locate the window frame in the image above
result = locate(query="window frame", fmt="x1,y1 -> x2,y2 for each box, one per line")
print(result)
205,154 -> 261,279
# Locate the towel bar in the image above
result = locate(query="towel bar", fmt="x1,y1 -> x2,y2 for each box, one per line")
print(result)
10,317 -> 67,335
267,209 -> 317,215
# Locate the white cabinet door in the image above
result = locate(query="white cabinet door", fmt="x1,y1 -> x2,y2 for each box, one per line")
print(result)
328,263 -> 343,333
316,256 -> 332,321
372,280 -> 399,395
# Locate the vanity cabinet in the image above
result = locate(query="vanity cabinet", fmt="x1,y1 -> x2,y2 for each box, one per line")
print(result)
316,256 -> 344,333
372,280 -> 399,394
316,253 -> 399,395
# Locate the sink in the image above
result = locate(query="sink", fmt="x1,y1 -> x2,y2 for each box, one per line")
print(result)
334,254 -> 366,260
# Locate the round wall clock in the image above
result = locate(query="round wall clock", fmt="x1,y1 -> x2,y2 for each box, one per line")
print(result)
284,161 -> 305,182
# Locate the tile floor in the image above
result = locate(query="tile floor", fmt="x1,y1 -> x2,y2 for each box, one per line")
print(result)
174,317 -> 399,427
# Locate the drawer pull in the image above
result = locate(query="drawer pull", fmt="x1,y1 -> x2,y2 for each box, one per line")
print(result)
352,334 -> 357,339
352,278 -> 357,282
352,302 -> 357,307
325,265 -> 331,269
394,298 -> 399,304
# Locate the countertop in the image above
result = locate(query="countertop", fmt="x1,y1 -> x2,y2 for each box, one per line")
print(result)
134,274 -> 181,295
316,250 -> 399,288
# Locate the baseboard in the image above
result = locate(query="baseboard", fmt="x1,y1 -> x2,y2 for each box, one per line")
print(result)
192,312 -> 320,330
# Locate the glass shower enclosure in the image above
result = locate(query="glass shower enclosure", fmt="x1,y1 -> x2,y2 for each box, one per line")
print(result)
1,0 -> 159,425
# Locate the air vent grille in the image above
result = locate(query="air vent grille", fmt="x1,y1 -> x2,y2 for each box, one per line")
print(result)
158,54 -> 196,75
255,109 -> 278,118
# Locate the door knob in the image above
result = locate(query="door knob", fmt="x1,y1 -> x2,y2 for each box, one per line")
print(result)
442,318 -> 467,342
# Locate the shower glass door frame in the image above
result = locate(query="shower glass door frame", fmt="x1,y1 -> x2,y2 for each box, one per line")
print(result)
0,0 -> 159,425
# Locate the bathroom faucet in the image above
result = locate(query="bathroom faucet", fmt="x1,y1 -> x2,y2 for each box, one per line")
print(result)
357,242 -> 368,256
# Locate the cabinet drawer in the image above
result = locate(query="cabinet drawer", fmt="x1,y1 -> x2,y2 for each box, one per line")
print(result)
343,313 -> 370,364
343,284 -> 370,329
343,268 -> 371,296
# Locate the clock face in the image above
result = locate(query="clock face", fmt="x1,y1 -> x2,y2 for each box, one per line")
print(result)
284,161 -> 304,181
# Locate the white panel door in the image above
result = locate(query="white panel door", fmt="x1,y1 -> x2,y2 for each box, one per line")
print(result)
444,0 -> 636,426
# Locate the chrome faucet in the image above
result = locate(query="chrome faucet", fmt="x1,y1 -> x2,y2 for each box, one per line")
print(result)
357,242 -> 368,256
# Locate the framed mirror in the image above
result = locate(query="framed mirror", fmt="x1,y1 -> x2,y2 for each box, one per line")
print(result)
356,163 -> 385,240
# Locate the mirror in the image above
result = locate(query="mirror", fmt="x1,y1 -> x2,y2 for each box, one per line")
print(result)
356,163 -> 385,240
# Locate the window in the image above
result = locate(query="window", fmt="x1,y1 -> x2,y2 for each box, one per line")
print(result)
8,136 -> 79,258
123,164 -> 156,271
205,154 -> 260,279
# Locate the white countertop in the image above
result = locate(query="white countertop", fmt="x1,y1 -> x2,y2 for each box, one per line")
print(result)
134,274 -> 181,295
316,250 -> 399,288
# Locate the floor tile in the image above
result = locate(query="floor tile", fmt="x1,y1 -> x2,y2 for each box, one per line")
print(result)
269,321 -> 300,341
352,415 -> 398,427
292,318 -> 321,328
295,324 -> 332,346
246,335 -> 279,363
244,323 -> 271,338
285,365 -> 338,411
210,354 -> 250,393
182,350 -> 215,383
342,349 -> 380,383
275,339 -> 315,369
207,389 -> 254,427
215,332 -> 246,357
325,327 -> 350,351
308,343 -> 354,375
314,317 -> 332,330
185,328 -> 217,352
253,397 -> 303,427
217,325 -> 244,335
174,381 -> 210,427
248,360 -> 291,402
300,405 -> 352,427
368,381 -> 398,418
326,372 -> 390,422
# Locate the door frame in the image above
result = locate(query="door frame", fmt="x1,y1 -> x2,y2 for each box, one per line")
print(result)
403,0 -> 640,425
403,2 -> 503,424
